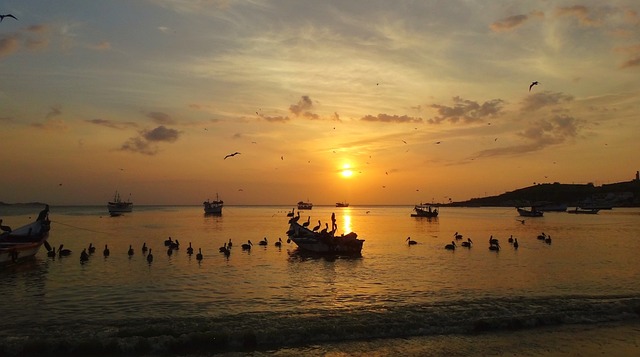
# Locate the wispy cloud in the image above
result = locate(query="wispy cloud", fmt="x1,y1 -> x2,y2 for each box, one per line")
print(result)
0,35 -> 20,58
31,118 -> 68,131
85,119 -> 139,130
361,114 -> 422,124
428,97 -> 504,124
520,91 -> 573,112
120,125 -> 181,155
490,11 -> 544,32
474,114 -> 583,159
46,106 -> 62,119
555,5 -> 601,27
289,95 -> 320,119
147,112 -> 177,125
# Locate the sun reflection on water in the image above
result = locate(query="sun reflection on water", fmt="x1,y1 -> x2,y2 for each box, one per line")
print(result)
340,209 -> 352,233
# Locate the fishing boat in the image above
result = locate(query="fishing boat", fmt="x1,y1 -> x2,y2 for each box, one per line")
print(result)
297,200 -> 313,210
0,212 -> 51,264
411,203 -> 439,218
203,194 -> 224,215
286,216 -> 364,255
516,206 -> 543,217
335,202 -> 349,207
568,207 -> 600,214
108,191 -> 132,216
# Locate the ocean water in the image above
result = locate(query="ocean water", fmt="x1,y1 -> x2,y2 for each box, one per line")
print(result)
1,205 -> 639,356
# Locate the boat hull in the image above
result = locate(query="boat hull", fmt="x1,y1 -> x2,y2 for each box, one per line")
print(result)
287,221 -> 363,255
203,200 -> 223,215
516,207 -> 543,217
568,208 -> 600,214
0,219 -> 51,265
297,202 -> 313,210
411,205 -> 438,218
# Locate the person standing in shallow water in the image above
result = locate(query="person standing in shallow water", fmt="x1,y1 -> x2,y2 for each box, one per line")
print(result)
37,204 -> 49,221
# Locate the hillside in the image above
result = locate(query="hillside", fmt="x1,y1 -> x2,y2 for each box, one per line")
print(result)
448,180 -> 640,208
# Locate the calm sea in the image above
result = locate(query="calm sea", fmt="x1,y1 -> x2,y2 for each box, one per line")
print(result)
1,205 -> 639,356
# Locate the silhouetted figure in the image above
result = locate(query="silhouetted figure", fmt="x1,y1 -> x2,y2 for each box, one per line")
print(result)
0,219 -> 12,233
37,205 -> 50,221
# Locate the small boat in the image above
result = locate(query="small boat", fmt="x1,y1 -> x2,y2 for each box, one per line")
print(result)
108,191 -> 132,216
0,211 -> 51,265
568,207 -> 600,214
297,200 -> 313,210
335,202 -> 349,207
411,203 -> 439,218
203,194 -> 223,215
287,217 -> 364,256
516,207 -> 543,217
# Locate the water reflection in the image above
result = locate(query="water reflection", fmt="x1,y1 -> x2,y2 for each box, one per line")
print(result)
340,208 -> 352,233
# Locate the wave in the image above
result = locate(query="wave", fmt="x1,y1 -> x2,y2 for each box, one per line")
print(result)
1,294 -> 639,356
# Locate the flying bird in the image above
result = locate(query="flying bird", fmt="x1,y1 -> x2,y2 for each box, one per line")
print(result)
224,152 -> 241,160
0,14 -> 18,22
529,81 -> 539,91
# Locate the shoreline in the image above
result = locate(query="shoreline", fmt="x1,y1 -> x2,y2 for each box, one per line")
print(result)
252,320 -> 640,357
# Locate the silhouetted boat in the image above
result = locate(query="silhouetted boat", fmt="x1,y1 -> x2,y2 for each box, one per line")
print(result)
297,201 -> 313,210
411,203 -> 439,218
335,202 -> 349,207
0,214 -> 51,264
287,217 -> 364,255
203,194 -> 223,215
568,207 -> 600,214
516,206 -> 543,217
108,191 -> 132,216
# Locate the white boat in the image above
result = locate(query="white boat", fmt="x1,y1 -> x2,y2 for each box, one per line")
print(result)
0,209 -> 51,264
568,207 -> 600,214
108,191 -> 132,216
286,216 -> 364,255
411,203 -> 439,218
297,201 -> 313,210
203,194 -> 224,215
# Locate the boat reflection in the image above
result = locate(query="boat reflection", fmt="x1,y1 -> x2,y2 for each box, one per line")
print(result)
287,248 -> 363,262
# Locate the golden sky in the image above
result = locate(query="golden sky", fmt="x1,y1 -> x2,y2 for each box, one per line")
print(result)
1,1 -> 639,205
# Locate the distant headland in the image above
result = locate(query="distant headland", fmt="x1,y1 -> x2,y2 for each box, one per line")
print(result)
0,202 -> 47,206
446,172 -> 640,208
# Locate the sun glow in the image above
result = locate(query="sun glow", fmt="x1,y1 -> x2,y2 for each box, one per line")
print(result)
340,164 -> 353,178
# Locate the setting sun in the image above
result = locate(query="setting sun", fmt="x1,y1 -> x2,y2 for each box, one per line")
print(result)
341,164 -> 354,178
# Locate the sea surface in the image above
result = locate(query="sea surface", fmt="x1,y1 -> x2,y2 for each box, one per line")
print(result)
1,205 -> 639,356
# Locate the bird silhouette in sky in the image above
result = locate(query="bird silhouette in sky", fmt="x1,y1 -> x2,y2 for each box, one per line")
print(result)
529,81 -> 539,91
0,14 -> 18,22
224,152 -> 241,160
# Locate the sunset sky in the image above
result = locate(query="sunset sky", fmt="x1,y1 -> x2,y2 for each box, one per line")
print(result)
1,0 -> 639,205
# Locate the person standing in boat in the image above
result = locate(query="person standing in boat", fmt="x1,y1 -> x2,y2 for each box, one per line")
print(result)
331,212 -> 337,232
37,204 -> 49,221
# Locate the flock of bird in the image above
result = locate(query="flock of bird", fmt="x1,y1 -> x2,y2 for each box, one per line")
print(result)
407,230 -> 552,252
41,233 -> 293,265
